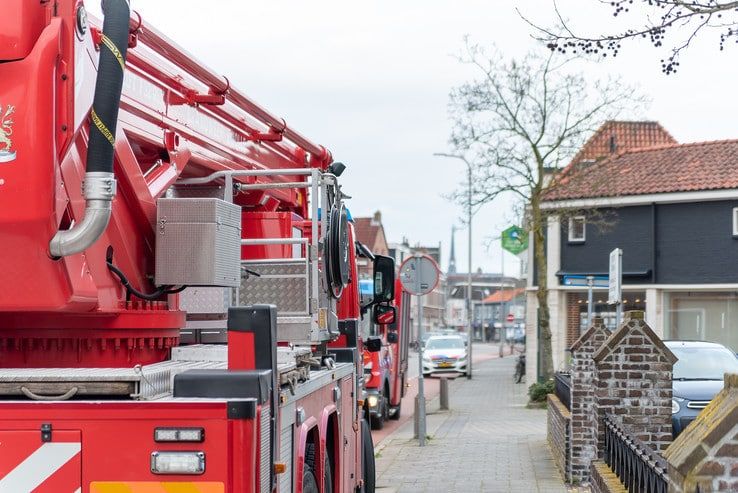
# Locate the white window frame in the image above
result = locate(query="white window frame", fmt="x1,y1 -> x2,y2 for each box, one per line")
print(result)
568,216 -> 586,243
733,208 -> 738,236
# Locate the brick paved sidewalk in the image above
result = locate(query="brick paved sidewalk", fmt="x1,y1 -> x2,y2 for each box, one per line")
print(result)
374,356 -> 568,493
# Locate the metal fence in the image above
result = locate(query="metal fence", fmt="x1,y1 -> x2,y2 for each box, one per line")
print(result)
603,414 -> 668,493
553,372 -> 571,412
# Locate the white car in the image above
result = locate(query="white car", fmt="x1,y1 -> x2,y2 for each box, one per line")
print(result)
422,335 -> 468,377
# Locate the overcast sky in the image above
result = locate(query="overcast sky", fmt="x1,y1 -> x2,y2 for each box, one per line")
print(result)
94,1 -> 738,276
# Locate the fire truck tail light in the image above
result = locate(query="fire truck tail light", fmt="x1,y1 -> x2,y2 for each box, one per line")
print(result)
154,427 -> 204,442
151,451 -> 205,475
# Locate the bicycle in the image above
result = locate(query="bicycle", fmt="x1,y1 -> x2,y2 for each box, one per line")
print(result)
513,347 -> 526,384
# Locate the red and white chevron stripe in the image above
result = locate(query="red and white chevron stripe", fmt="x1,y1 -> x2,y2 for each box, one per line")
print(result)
0,430 -> 81,493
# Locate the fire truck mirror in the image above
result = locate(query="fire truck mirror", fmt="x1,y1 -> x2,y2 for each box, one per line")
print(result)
372,255 -> 395,303
366,336 -> 383,353
386,331 -> 399,344
373,303 -> 396,326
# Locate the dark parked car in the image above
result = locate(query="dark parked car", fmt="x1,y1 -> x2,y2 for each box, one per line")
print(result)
666,340 -> 738,437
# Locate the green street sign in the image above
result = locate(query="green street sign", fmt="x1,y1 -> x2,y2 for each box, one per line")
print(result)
501,225 -> 528,255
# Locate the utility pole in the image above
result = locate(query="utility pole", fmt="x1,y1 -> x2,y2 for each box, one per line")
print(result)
466,163 -> 473,379
433,152 -> 474,380
416,294 -> 426,446
498,241 -> 506,358
400,254 -> 440,448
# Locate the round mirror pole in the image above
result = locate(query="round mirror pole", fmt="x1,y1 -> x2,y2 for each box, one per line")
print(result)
399,254 -> 440,448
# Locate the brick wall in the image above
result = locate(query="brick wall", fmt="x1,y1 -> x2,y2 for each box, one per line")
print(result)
666,373 -> 738,492
547,393 -> 571,482
592,311 -> 676,454
566,292 -> 581,348
569,318 -> 611,484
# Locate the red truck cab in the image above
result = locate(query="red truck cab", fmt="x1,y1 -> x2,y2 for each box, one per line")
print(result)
361,273 -> 410,430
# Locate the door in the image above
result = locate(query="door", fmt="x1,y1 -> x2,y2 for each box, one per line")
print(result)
0,429 -> 81,493
670,308 -> 705,340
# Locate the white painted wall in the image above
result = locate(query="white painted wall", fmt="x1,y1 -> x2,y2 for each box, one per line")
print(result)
525,290 -> 539,384
646,288 -> 664,338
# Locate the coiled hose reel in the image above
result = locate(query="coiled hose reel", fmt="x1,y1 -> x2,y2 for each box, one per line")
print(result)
324,202 -> 350,299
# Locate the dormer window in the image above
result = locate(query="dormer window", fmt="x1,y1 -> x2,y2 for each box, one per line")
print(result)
568,216 -> 586,243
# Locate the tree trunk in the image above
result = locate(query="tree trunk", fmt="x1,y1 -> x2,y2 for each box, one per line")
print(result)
532,205 -> 554,380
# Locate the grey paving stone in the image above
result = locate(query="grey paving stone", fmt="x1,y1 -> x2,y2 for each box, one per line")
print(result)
375,354 -> 571,493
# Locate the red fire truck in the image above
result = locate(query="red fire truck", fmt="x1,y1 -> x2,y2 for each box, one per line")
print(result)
0,1 -> 394,492
362,278 -> 411,430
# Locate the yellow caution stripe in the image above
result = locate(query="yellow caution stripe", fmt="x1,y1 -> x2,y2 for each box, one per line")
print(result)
91,108 -> 116,147
90,482 -> 224,493
100,33 -> 126,71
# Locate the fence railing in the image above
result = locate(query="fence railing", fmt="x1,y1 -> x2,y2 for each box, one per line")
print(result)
553,372 -> 571,412
603,414 -> 668,493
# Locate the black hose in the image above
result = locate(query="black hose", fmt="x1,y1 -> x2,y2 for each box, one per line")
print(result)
107,261 -> 186,301
87,0 -> 130,174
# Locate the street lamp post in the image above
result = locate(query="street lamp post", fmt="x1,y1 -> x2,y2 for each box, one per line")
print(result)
466,163 -> 473,380
499,240 -> 506,358
434,152 -> 474,380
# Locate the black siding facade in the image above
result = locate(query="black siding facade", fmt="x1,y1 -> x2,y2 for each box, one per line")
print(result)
558,200 -> 738,285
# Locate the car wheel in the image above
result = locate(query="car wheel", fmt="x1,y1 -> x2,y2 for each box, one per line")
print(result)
382,388 -> 390,421
389,402 -> 401,420
370,396 -> 385,430
303,465 -> 319,493
324,451 -> 333,493
361,418 -> 376,493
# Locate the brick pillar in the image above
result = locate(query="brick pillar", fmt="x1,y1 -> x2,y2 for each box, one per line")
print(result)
593,311 -> 676,454
566,292 -> 582,348
568,316 -> 611,484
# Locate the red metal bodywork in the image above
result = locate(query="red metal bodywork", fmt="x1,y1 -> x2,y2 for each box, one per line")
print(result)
364,278 -> 410,409
0,2 -> 368,492
0,402 -> 255,491
0,0 -> 329,367
389,283 -> 411,408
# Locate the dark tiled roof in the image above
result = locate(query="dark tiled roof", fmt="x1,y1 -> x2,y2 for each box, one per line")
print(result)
546,139 -> 738,201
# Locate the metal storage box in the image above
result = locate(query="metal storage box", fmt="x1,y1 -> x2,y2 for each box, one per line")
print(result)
155,198 -> 241,287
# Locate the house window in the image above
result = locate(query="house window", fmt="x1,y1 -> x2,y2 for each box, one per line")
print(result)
733,208 -> 738,236
568,216 -> 586,242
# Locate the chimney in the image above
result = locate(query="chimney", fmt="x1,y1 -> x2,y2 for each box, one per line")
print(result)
609,135 -> 617,154
371,210 -> 382,226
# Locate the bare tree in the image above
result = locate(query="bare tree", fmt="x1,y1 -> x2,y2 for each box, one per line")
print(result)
443,43 -> 641,380
525,1 -> 738,74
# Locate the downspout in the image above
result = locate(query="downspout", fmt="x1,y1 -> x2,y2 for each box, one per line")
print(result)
50,0 -> 130,257
651,202 -> 657,283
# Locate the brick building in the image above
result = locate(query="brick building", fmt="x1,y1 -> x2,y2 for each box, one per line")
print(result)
353,211 -> 389,280
527,120 -> 738,381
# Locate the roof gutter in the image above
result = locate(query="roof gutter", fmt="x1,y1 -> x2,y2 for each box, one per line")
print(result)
541,188 -> 738,210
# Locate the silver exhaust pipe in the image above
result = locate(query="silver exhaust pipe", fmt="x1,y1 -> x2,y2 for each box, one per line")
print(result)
49,172 -> 116,257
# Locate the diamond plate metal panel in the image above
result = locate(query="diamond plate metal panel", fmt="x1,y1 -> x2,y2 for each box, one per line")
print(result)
155,198 -> 241,287
279,420 -> 293,492
239,261 -> 308,313
260,406 -> 271,493
169,186 -> 226,200
179,287 -> 230,316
